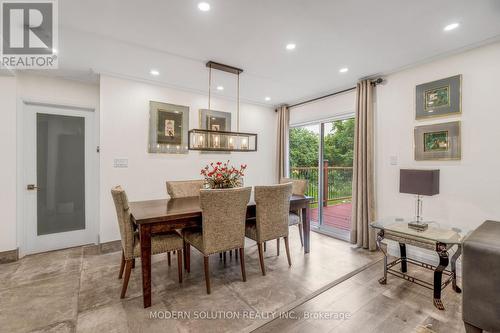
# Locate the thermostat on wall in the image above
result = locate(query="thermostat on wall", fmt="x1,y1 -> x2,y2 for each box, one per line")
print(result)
113,158 -> 128,168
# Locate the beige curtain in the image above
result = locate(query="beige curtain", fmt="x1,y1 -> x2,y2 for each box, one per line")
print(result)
276,105 -> 290,181
351,80 -> 376,250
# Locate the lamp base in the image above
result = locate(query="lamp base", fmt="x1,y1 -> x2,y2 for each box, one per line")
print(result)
408,221 -> 428,231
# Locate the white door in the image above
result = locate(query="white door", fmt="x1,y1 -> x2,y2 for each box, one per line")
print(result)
22,101 -> 98,254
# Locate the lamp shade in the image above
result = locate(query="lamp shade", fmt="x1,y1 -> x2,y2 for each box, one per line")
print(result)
400,169 -> 440,196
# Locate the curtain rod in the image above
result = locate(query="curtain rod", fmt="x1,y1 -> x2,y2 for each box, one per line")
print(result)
288,86 -> 356,109
285,77 -> 383,110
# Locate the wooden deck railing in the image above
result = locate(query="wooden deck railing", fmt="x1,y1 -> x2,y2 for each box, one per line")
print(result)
290,163 -> 353,205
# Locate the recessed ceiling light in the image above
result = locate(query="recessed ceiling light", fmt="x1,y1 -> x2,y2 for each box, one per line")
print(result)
444,23 -> 459,31
216,85 -> 224,91
286,43 -> 296,50
150,69 -> 160,76
265,97 -> 271,101
339,67 -> 349,73
198,2 -> 210,11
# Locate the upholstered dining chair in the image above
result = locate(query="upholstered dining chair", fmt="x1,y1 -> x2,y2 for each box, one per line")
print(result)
183,187 -> 251,294
166,179 -> 205,198
165,179 -> 205,267
111,185 -> 184,298
279,178 -> 308,254
245,183 -> 293,275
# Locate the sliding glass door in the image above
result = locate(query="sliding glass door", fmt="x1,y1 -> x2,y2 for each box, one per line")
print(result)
289,116 -> 354,240
289,124 -> 321,226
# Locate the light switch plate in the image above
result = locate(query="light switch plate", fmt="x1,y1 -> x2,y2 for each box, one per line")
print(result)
113,158 -> 128,168
390,155 -> 398,166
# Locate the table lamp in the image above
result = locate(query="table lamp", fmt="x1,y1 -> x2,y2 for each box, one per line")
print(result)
399,169 -> 440,231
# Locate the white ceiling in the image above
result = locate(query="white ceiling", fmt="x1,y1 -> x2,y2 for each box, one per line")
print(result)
46,0 -> 500,105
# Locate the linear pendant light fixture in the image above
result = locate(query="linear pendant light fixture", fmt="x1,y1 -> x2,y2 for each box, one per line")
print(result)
188,61 -> 258,152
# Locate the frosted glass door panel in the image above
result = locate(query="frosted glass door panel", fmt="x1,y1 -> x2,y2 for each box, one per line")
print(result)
37,113 -> 85,235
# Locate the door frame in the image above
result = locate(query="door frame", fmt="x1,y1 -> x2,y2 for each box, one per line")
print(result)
17,99 -> 99,256
289,111 -> 355,242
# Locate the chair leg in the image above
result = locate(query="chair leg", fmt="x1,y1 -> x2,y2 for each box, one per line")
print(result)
186,243 -> 191,273
298,223 -> 304,247
257,242 -> 266,276
284,236 -> 292,266
177,249 -> 183,283
239,248 -> 246,282
219,252 -> 223,260
183,240 -> 188,270
235,249 -> 238,260
264,241 -> 266,252
118,251 -> 125,279
120,260 -> 132,299
204,256 -> 211,294
229,250 -> 232,259
277,238 -> 280,256
223,252 -> 226,263
131,258 -> 135,269
167,252 -> 171,266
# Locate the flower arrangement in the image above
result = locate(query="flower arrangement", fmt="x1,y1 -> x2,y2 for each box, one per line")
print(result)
200,161 -> 247,189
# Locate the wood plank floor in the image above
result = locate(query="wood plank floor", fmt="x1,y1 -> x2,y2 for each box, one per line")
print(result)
254,258 -> 465,333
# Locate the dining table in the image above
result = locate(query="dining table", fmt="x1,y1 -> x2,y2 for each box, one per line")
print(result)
129,194 -> 312,308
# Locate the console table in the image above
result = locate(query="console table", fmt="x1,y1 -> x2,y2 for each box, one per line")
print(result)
371,218 -> 466,310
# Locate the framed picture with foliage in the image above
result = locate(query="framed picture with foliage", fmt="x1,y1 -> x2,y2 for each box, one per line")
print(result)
415,75 -> 462,119
414,121 -> 461,160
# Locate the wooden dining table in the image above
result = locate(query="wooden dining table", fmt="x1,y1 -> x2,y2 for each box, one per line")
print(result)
129,194 -> 312,308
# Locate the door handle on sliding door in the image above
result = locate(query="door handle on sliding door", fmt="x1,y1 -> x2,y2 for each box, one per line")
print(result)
26,184 -> 40,191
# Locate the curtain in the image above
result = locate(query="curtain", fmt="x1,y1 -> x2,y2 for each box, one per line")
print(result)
276,105 -> 290,181
351,80 -> 376,250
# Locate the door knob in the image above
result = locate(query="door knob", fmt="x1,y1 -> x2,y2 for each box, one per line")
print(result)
27,184 -> 40,190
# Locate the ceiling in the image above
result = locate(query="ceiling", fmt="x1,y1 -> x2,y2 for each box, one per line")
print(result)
42,0 -> 500,105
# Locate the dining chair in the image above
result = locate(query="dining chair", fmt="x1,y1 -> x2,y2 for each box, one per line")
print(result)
166,179 -> 205,198
165,179 -> 205,267
279,178 -> 308,254
111,185 -> 184,298
245,183 -> 293,275
183,187 -> 251,294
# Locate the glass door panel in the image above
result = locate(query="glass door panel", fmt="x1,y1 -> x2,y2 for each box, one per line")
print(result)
289,124 -> 320,226
320,118 -> 354,239
37,113 -> 86,235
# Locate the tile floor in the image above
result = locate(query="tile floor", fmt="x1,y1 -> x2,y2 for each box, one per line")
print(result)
0,231 -> 382,333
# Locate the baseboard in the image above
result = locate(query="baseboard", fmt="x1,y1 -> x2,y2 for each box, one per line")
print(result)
99,240 -> 122,254
0,248 -> 19,264
386,241 -> 462,277
83,239 -> 122,255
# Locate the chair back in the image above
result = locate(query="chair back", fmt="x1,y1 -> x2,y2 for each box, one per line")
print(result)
166,180 -> 205,198
199,187 -> 251,254
255,183 -> 293,241
111,186 -> 135,259
280,177 -> 307,196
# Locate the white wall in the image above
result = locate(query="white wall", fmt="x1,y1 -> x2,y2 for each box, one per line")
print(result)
0,76 -> 18,252
289,90 -> 356,125
376,42 -> 500,260
99,75 -> 276,242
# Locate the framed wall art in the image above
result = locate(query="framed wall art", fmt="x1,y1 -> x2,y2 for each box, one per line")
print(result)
415,75 -> 461,119
414,121 -> 461,160
148,101 -> 189,154
199,109 -> 231,153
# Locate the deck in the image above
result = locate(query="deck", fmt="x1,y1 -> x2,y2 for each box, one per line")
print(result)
311,202 -> 352,231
